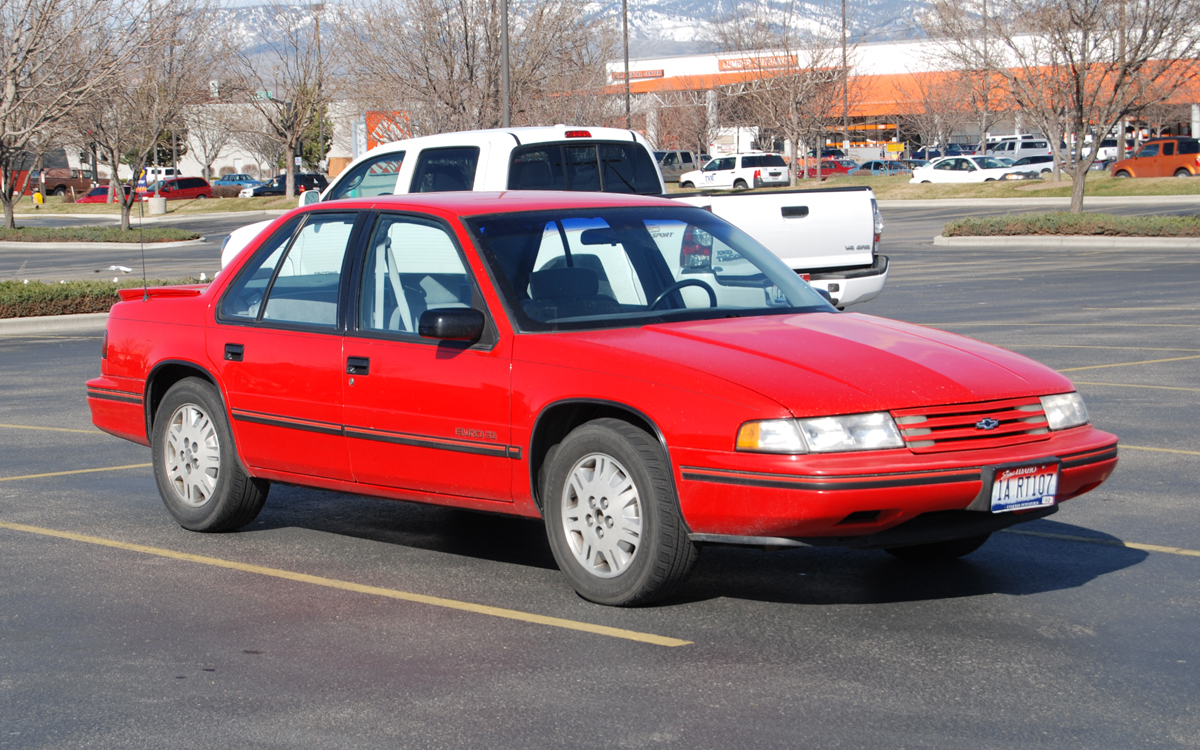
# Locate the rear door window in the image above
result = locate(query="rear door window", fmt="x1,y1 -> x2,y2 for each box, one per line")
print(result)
410,147 -> 479,193
1162,142 -> 1176,156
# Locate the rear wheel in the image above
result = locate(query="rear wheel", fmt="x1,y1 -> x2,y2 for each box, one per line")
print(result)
542,419 -> 697,606
197,193 -> 208,198
680,181 -> 694,189
921,180 -> 932,184
733,179 -> 749,191
1175,169 -> 1192,178
1115,170 -> 1131,178
52,186 -> 66,196
152,378 -> 269,532
885,533 -> 991,562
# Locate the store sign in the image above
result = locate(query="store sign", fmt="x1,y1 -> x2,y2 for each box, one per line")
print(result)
365,111 -> 411,150
611,69 -> 665,81
719,55 -> 797,71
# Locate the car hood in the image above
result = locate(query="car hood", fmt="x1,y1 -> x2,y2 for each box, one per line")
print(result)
552,312 -> 1074,417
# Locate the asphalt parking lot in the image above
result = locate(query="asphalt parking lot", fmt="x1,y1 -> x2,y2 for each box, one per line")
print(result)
1,202 -> 1198,748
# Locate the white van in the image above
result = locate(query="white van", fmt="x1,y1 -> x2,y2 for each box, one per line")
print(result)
987,137 -> 1053,160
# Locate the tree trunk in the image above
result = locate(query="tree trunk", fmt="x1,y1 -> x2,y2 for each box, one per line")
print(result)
2,197 -> 14,230
1069,167 -> 1086,213
285,144 -> 295,198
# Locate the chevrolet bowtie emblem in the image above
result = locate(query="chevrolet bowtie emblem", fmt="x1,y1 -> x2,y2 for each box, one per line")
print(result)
976,418 -> 1001,430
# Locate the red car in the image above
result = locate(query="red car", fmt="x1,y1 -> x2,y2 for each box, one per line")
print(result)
137,176 -> 212,201
88,191 -> 1118,605
805,159 -> 858,179
77,185 -> 132,203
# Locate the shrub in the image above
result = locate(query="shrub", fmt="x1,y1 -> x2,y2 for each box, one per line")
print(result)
0,278 -> 207,318
944,212 -> 1200,237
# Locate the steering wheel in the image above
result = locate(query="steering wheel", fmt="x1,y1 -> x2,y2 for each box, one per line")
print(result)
648,279 -> 718,310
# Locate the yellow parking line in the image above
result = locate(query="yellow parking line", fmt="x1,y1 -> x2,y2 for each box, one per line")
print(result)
0,463 -> 152,482
0,521 -> 692,648
1004,529 -> 1200,558
1058,354 -> 1200,372
0,423 -> 103,434
1121,445 -> 1200,457
1074,381 -> 1200,393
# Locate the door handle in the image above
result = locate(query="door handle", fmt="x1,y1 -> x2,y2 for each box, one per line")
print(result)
346,356 -> 370,375
224,343 -> 244,362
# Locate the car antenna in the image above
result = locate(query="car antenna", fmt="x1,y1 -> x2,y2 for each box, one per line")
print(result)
139,188 -> 148,301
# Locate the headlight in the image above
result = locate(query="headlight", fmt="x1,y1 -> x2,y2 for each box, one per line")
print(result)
736,412 -> 905,454
1040,392 -> 1089,430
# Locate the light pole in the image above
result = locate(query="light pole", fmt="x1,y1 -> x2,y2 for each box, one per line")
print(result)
623,0 -> 630,128
501,0 -> 510,127
841,0 -> 849,152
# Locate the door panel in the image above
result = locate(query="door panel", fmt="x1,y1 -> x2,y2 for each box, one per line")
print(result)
343,213 -> 512,501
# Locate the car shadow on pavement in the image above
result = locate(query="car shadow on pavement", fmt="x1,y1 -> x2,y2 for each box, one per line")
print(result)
674,519 -> 1148,607
249,484 -> 560,571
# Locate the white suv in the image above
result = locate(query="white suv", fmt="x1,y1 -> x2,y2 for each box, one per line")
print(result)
987,137 -> 1053,160
678,152 -> 790,190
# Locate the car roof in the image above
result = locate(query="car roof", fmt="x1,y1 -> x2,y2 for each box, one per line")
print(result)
369,125 -> 644,155
292,190 -> 680,218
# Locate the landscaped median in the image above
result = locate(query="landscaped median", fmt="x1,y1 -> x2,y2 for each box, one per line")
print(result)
1,278 -> 206,318
0,227 -> 200,243
934,211 -> 1200,248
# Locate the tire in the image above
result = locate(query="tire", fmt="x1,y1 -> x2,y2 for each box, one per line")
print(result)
542,418 -> 697,606
984,178 -> 995,182
1175,169 -> 1191,178
197,193 -> 207,198
733,179 -> 748,191
1115,170 -> 1130,178
52,186 -> 66,196
921,180 -> 932,184
151,377 -> 269,532
680,181 -> 694,189
885,533 -> 991,562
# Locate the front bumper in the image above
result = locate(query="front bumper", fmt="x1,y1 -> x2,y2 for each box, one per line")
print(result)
674,425 -> 1117,544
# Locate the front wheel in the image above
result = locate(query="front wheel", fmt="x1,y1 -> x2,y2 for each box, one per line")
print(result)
921,180 -> 932,184
53,187 -> 66,196
542,419 -> 697,606
197,193 -> 208,199
680,181 -> 694,189
885,533 -> 991,562
1114,170 -> 1131,178
152,378 -> 269,532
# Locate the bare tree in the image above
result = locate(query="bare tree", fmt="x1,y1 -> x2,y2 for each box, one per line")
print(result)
185,103 -> 241,179
234,124 -> 286,180
653,82 -> 721,157
336,0 -> 614,135
86,0 -> 213,230
0,0 -> 145,227
894,69 -> 973,154
707,0 -> 856,185
928,0 -> 1200,212
225,2 -> 338,198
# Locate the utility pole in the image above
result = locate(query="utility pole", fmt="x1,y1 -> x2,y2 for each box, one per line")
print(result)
501,0 -> 510,127
623,0 -> 631,128
315,1 -> 325,170
841,0 -> 849,152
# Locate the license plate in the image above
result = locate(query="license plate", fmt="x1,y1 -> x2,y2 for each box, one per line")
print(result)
990,461 -> 1058,513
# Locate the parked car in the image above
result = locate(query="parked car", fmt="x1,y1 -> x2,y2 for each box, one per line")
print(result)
987,137 -> 1054,160
848,160 -> 906,176
137,177 -> 212,201
77,185 -> 132,203
221,126 -> 888,309
1081,138 -> 1130,162
1011,155 -> 1055,175
239,173 -> 328,197
913,145 -> 962,160
23,168 -> 96,197
678,152 -> 789,190
897,159 -> 930,170
213,173 -> 263,188
804,159 -> 859,179
654,150 -> 701,183
810,147 -> 846,159
88,190 -> 1117,606
1110,137 -> 1200,178
909,156 -> 1029,183
1089,159 -> 1116,172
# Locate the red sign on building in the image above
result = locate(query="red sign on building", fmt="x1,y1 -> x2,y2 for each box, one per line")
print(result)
366,111 -> 411,150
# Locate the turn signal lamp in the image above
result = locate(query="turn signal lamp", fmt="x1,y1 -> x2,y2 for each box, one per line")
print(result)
737,420 -> 805,453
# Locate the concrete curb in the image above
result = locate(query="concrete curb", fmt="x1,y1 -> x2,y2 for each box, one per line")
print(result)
880,195 -> 1200,208
0,312 -> 108,335
0,239 -> 208,251
933,234 -> 1200,248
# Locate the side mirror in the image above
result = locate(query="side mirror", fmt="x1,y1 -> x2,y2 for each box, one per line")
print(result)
419,308 -> 484,342
300,190 -> 320,207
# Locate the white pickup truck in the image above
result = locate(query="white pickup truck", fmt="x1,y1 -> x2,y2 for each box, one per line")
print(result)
220,126 -> 887,308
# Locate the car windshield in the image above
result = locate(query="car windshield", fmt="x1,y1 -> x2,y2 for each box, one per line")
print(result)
465,205 -> 834,333
974,157 -> 1008,169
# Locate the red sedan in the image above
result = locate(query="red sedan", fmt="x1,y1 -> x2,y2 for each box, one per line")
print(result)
805,159 -> 859,179
88,192 -> 1117,605
77,185 -> 132,203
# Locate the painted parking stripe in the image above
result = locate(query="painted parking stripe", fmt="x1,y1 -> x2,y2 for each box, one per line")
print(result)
1004,528 -> 1200,558
0,521 -> 692,648
1059,354 -> 1200,372
1074,382 -> 1200,393
0,463 -> 152,482
0,423 -> 104,434
1120,445 -> 1200,457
